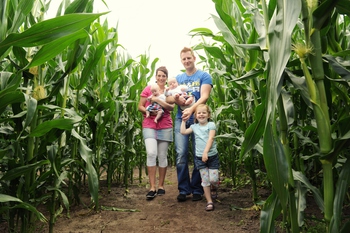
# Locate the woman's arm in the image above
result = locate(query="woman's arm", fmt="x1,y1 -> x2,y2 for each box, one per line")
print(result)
151,96 -> 174,111
138,96 -> 148,114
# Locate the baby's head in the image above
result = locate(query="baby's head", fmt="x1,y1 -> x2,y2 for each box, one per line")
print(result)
150,84 -> 160,96
167,77 -> 178,90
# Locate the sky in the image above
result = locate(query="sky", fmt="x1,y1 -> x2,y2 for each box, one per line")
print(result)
47,0 -> 218,78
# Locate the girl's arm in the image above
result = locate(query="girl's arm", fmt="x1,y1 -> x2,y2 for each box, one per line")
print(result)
180,120 -> 193,135
203,129 -> 216,155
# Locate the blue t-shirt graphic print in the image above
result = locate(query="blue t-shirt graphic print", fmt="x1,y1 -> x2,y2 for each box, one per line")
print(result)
175,70 -> 212,119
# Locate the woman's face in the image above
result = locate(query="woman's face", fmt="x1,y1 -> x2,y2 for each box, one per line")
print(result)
156,71 -> 167,87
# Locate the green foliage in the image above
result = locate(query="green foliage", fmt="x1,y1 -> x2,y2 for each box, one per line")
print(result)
191,0 -> 350,232
0,0 -> 154,232
1,0 -> 350,232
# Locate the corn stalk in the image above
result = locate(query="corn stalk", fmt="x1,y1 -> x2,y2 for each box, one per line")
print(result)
191,0 -> 350,232
0,0 -> 103,232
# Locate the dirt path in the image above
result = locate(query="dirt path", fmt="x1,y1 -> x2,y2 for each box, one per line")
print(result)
40,167 -> 262,232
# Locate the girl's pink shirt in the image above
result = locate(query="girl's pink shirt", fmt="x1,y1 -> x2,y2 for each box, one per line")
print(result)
140,85 -> 173,129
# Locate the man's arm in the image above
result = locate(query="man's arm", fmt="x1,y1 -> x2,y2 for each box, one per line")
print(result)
182,83 -> 212,121
166,95 -> 186,106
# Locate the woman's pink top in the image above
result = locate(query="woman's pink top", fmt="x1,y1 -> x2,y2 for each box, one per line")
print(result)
140,85 -> 173,129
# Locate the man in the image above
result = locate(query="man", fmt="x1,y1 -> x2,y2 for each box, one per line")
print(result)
166,47 -> 213,202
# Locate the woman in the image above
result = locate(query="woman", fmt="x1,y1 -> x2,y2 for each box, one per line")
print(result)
138,66 -> 174,200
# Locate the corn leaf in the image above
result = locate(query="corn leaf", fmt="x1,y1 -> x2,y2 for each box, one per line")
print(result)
64,0 -> 90,14
211,14 -> 245,58
260,191 -> 281,233
266,0 -> 301,123
9,0 -> 36,34
77,38 -> 114,90
13,203 -> 47,222
29,118 -> 81,137
73,129 -> 99,207
263,123 -> 289,209
28,29 -> 89,68
240,102 -> 265,159
0,12 -> 105,56
0,91 -> 25,116
329,158 -> 350,232
0,194 -> 47,222
0,73 -> 23,97
23,94 -> 37,130
293,170 -> 324,211
0,160 -> 50,181
336,0 -> 350,16
0,194 -> 23,203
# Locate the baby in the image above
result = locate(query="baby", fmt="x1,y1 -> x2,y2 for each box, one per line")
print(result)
145,84 -> 166,123
165,77 -> 195,110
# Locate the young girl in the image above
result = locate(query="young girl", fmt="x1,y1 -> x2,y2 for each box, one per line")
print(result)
180,104 -> 220,211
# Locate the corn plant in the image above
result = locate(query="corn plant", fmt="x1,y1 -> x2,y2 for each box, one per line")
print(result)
191,0 -> 350,232
1,0 -> 108,232
191,0 -> 266,200
1,0 -> 162,230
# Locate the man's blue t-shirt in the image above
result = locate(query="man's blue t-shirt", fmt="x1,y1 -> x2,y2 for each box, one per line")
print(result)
175,70 -> 212,119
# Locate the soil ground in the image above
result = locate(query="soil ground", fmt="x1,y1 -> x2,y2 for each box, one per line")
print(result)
44,167 -> 263,233
3,166 -> 347,233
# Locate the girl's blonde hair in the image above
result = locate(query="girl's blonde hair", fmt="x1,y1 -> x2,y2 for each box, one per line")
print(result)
194,104 -> 211,123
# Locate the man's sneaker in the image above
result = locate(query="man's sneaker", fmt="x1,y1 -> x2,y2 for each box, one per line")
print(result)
146,190 -> 157,200
177,194 -> 187,202
157,189 -> 165,196
192,194 -> 203,201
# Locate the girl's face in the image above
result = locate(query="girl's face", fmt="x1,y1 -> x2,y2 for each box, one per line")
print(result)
156,71 -> 168,87
195,106 -> 210,125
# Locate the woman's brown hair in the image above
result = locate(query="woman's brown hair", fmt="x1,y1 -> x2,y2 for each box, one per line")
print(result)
156,66 -> 168,77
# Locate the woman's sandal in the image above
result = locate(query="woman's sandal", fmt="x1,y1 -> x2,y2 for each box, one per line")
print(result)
205,202 -> 215,211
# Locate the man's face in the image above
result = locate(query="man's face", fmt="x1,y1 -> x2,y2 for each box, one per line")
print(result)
180,51 -> 195,69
